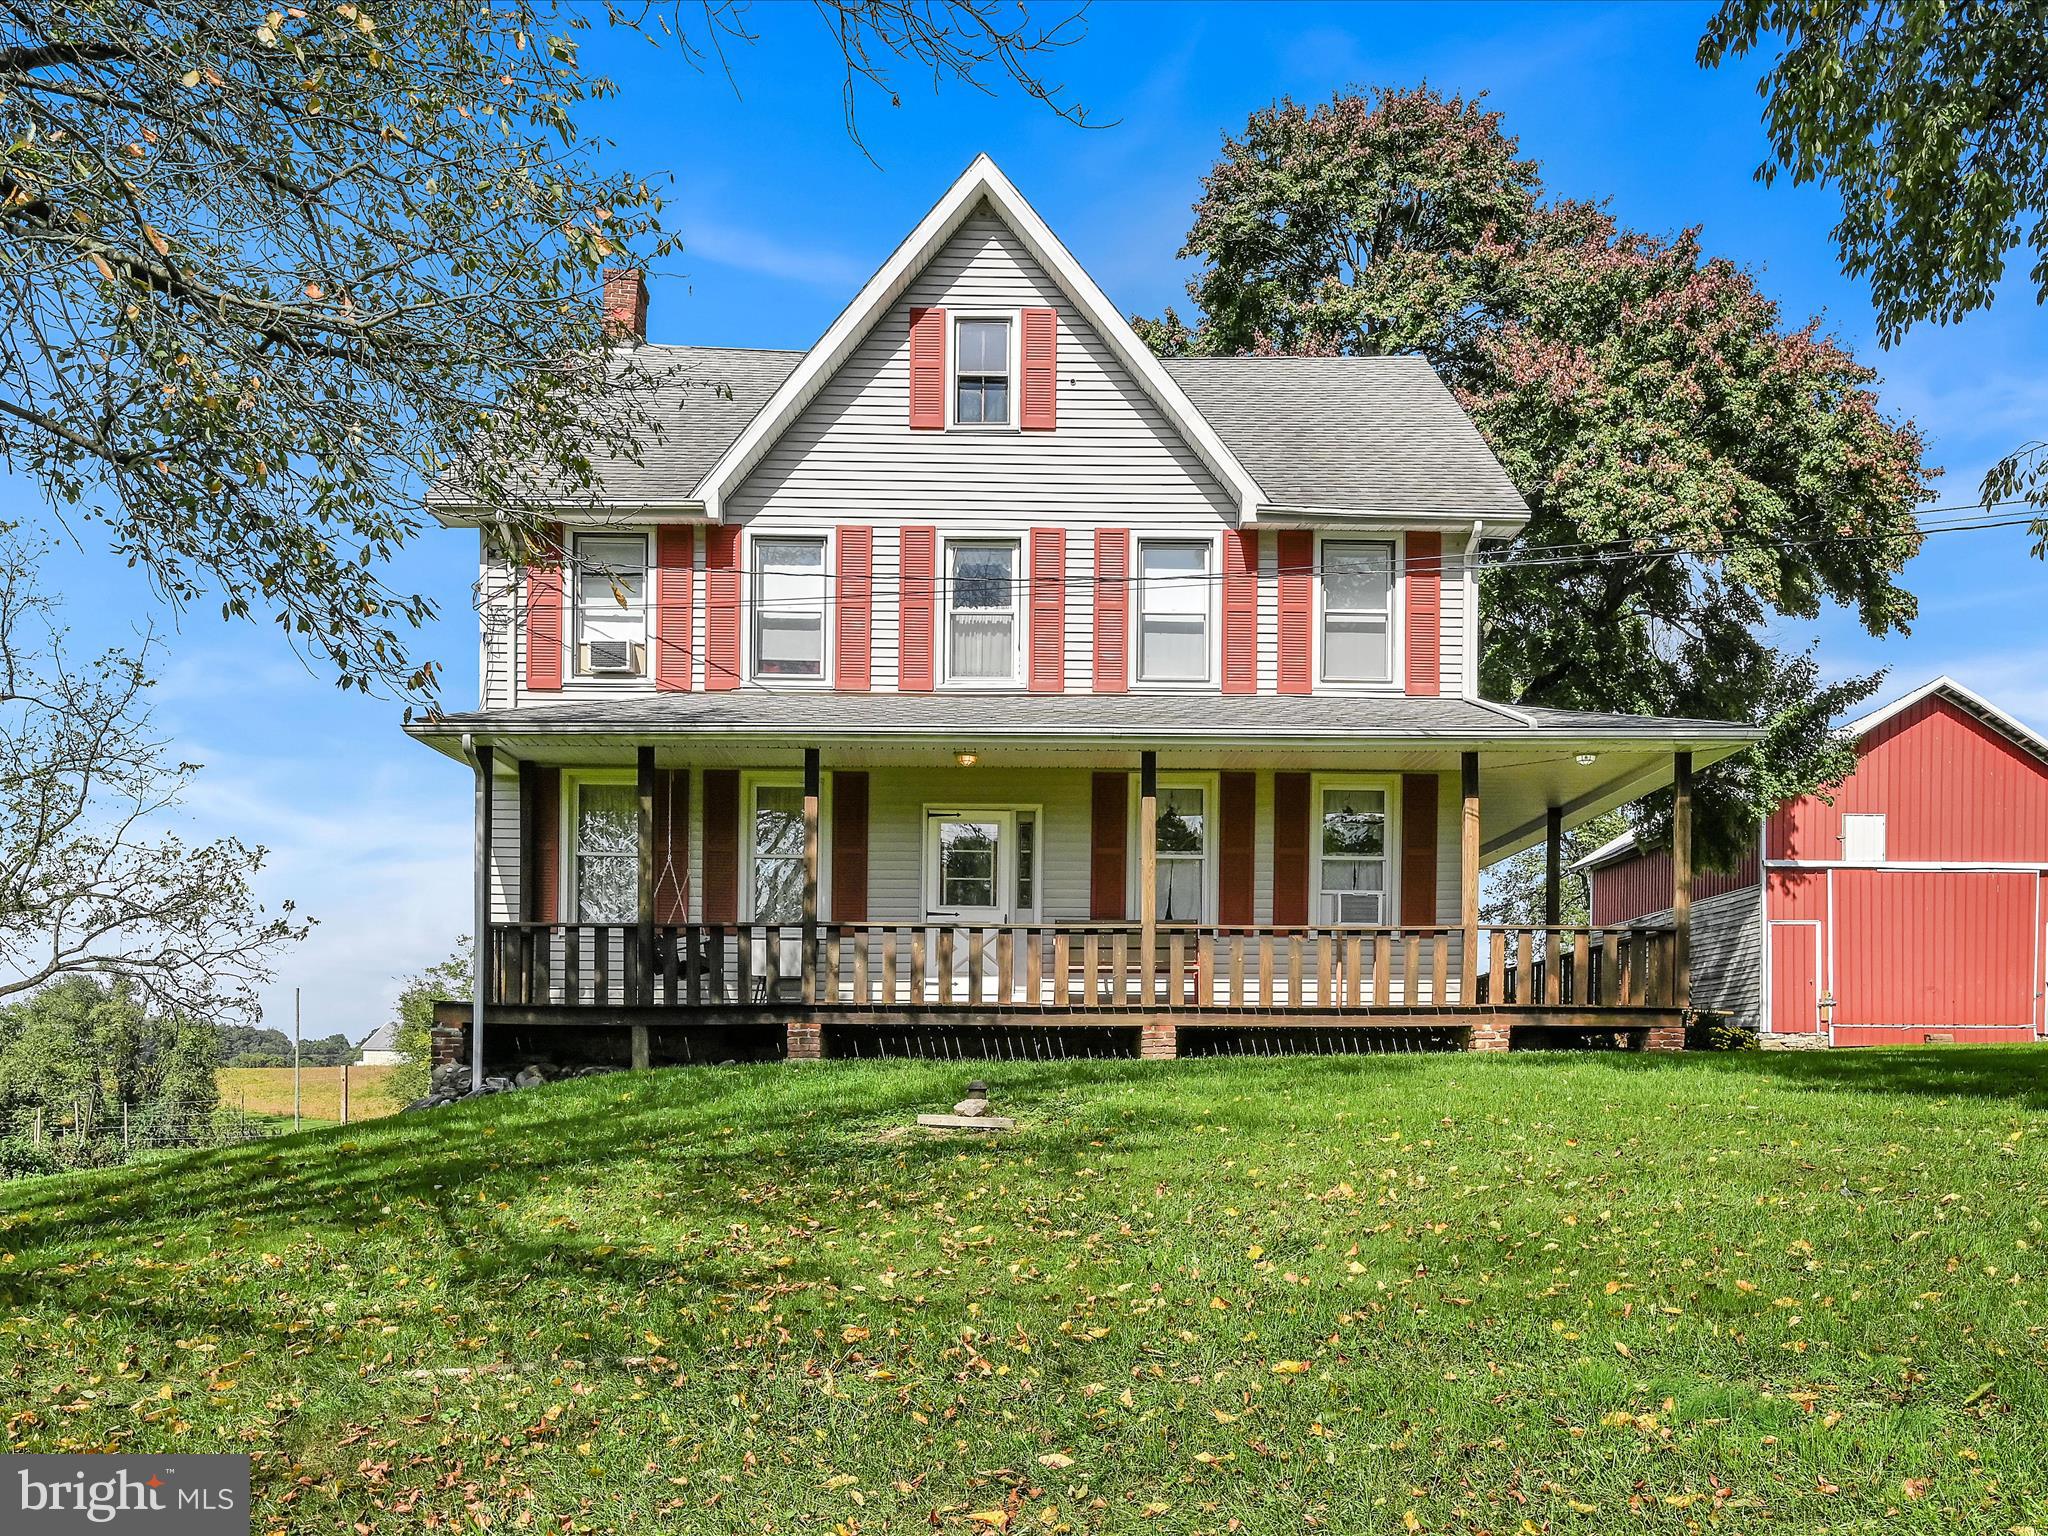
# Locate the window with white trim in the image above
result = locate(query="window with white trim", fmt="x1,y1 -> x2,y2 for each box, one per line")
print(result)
1321,539 -> 1394,683
1318,784 -> 1388,924
751,783 -> 805,923
573,533 -> 647,677
573,781 -> 638,922
1137,540 -> 1210,682
945,540 -> 1018,682
752,536 -> 826,679
1155,786 -> 1207,921
954,318 -> 1011,424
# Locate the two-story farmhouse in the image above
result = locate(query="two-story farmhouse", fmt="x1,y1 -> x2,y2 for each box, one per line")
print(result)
409,156 -> 1758,1073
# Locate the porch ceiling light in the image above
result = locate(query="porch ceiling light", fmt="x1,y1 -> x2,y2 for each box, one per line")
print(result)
955,751 -> 979,768
1575,753 -> 1598,766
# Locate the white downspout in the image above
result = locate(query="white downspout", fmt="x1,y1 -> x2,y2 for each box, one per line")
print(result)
461,732 -> 487,1088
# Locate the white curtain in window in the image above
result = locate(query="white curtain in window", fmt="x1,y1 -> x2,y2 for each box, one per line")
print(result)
577,535 -> 646,647
1155,786 -> 1206,921
948,544 -> 1016,679
755,539 -> 825,677
1319,787 -> 1386,921
1140,543 -> 1208,681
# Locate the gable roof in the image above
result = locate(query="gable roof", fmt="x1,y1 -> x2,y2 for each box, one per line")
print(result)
1163,355 -> 1528,521
1840,674 -> 2048,764
693,154 -> 1266,521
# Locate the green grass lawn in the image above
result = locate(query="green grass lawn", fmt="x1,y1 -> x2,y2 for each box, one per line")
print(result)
2,1049 -> 2045,1533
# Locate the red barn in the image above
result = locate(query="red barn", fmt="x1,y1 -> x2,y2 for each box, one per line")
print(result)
1582,677 -> 2048,1046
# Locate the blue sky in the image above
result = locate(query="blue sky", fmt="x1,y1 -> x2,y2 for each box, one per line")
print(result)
17,1 -> 2048,1041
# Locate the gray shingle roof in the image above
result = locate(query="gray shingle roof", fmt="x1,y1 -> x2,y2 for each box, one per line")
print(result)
1162,355 -> 1529,518
410,691 -> 1756,744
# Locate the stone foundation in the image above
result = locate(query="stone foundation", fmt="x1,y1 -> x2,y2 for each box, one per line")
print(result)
1761,1030 -> 1831,1051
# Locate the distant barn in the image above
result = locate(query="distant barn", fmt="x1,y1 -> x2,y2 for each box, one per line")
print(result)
356,1021 -> 407,1066
1582,677 -> 2048,1046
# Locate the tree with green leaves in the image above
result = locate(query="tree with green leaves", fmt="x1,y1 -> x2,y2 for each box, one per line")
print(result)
0,974 -> 218,1129
0,0 -> 1093,698
388,944 -> 471,1104
1699,0 -> 2048,531
1142,87 -> 1935,865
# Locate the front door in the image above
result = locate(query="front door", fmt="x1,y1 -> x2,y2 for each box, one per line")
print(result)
926,810 -> 1012,924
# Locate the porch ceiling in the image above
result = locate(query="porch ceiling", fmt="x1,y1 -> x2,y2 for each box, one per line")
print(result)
409,692 -> 1756,855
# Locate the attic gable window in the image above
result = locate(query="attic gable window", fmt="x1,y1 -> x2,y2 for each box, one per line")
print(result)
954,318 -> 1011,425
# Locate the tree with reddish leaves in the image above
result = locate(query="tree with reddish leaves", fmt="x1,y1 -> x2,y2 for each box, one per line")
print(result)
1141,87 -> 1936,866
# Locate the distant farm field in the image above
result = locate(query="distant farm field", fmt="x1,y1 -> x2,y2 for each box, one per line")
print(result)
215,1065 -> 401,1124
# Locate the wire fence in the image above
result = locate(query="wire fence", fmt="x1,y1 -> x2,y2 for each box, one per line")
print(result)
1,1098 -> 280,1179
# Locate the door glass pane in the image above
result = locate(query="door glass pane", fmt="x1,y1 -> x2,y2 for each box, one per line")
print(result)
1015,812 -> 1036,912
753,785 -> 805,923
939,820 -> 1000,910
575,783 -> 638,923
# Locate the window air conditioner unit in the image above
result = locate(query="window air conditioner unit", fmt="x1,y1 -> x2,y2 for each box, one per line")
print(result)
586,640 -> 638,675
1334,891 -> 1383,925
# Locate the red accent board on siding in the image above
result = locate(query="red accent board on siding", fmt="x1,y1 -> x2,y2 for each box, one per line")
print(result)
1092,530 -> 1129,694
1090,772 -> 1128,920
898,527 -> 937,692
1020,308 -> 1057,430
1770,694 -> 2048,863
835,526 -> 873,692
524,524 -> 564,692
1590,844 -> 1761,927
1404,532 -> 1442,696
1218,771 -> 1256,926
1028,529 -> 1066,692
1272,772 -> 1311,926
908,307 -> 946,430
831,772 -> 870,921
651,768 -> 689,922
704,527 -> 742,692
654,526 -> 694,692
1276,531 -> 1314,695
1399,774 -> 1439,927
700,770 -> 740,924
1222,530 -> 1257,695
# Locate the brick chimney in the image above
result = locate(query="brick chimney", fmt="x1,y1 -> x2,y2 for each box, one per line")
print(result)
602,268 -> 648,344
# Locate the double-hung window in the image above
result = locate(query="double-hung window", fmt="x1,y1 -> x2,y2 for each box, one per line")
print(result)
573,781 -> 638,922
1321,539 -> 1395,683
955,318 -> 1011,424
574,533 -> 647,676
1318,784 -> 1388,924
1138,540 -> 1210,682
1155,786 -> 1207,922
946,540 -> 1018,682
751,784 -> 806,923
752,536 -> 827,679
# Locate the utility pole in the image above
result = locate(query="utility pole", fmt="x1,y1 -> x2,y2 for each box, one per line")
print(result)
293,986 -> 302,1130
340,1061 -> 350,1126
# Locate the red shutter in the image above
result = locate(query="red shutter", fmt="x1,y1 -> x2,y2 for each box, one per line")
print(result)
654,525 -> 694,692
1028,528 -> 1066,693
898,526 -> 937,692
701,769 -> 740,925
1218,771 -> 1256,927
831,771 -> 870,922
1092,529 -> 1129,694
1400,773 -> 1439,927
1277,530 -> 1314,696
524,523 -> 564,692
1405,532 -> 1442,697
1222,529 -> 1257,695
526,764 -> 561,924
836,525 -> 873,692
908,306 -> 946,430
1272,771 -> 1311,926
1020,307 -> 1057,430
1090,771 -> 1128,920
652,768 -> 690,922
704,526 -> 741,691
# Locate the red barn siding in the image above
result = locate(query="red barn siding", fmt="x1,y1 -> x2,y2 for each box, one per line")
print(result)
1590,845 -> 1759,927
1832,869 -> 2036,1028
1769,695 -> 2048,862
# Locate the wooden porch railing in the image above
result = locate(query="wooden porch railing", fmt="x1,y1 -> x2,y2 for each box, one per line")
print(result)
486,921 -> 1678,1012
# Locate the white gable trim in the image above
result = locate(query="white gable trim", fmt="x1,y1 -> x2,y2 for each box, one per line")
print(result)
693,154 -> 1267,523
1841,675 -> 2048,763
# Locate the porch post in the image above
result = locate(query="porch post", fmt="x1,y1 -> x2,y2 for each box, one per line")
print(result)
471,741 -> 493,1087
802,747 -> 821,1006
1543,805 -> 1563,928
1671,749 -> 1693,1013
1138,750 -> 1159,1010
633,745 -> 654,1070
1461,751 -> 1501,1049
